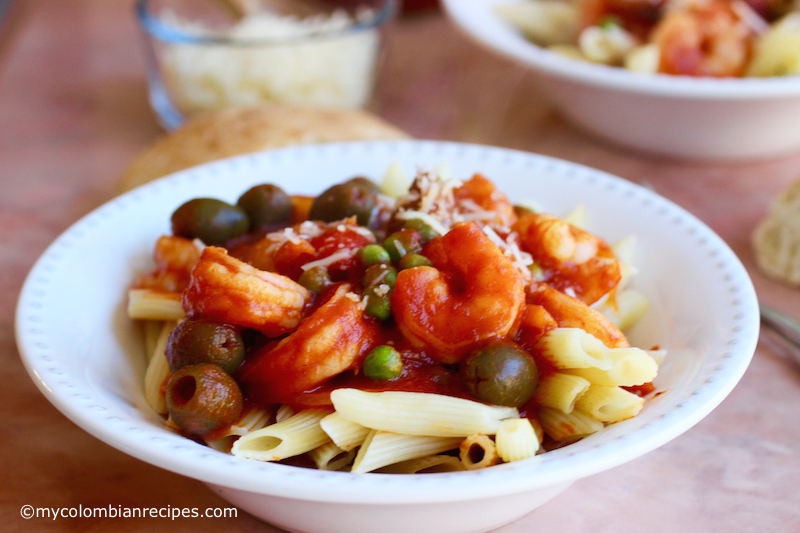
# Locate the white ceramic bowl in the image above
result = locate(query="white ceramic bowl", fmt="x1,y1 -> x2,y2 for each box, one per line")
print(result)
442,0 -> 800,160
16,141 -> 758,533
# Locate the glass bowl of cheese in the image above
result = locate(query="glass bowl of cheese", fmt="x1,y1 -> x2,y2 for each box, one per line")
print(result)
136,0 -> 398,129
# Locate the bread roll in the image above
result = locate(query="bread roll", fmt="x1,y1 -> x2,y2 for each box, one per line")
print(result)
120,105 -> 410,192
753,179 -> 800,285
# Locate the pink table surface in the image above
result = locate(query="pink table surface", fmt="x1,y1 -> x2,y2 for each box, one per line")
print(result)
1,1 -> 799,531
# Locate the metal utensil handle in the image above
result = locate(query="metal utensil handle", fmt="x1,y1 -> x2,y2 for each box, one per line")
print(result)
760,304 -> 800,347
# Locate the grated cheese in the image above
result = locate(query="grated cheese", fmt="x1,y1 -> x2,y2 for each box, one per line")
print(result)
482,226 -> 534,284
374,283 -> 391,297
159,9 -> 380,113
394,210 -> 450,237
345,291 -> 362,304
300,248 -> 356,271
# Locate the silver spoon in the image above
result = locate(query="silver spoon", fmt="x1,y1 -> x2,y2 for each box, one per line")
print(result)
759,303 -> 800,366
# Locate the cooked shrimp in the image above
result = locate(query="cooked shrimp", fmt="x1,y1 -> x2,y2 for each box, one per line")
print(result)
513,213 -> 620,305
579,0 -> 666,41
232,218 -> 373,281
651,0 -> 755,77
453,174 -> 518,229
515,304 -> 559,351
182,246 -> 309,337
392,222 -> 526,363
133,235 -> 202,292
238,284 -> 382,404
528,283 -> 629,348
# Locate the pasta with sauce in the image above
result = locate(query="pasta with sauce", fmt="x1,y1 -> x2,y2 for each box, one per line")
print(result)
128,166 -> 662,473
498,0 -> 800,78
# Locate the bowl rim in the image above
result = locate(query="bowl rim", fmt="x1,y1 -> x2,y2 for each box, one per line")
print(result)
15,140 -> 759,505
441,0 -> 800,99
136,0 -> 398,46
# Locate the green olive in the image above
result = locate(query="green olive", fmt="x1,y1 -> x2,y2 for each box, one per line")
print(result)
236,184 -> 292,229
171,198 -> 249,246
513,205 -> 536,217
363,345 -> 403,380
298,265 -> 331,293
398,253 -> 431,270
347,176 -> 381,194
165,319 -> 245,375
309,178 -> 379,227
403,218 -> 440,243
165,363 -> 243,435
358,244 -> 391,267
460,341 -> 539,407
382,229 -> 423,262
363,285 -> 392,321
363,263 -> 397,290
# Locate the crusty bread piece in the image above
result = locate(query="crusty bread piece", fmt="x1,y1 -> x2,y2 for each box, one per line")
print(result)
120,104 -> 410,192
753,178 -> 800,285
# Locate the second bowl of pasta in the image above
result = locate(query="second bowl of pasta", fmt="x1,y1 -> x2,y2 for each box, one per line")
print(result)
443,0 -> 800,160
16,141 -> 759,533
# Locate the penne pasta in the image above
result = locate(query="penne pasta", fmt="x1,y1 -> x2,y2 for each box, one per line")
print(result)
594,289 -> 651,331
564,346 -> 657,387
232,408 -> 333,462
143,320 -> 178,415
320,412 -> 371,451
495,0 -> 579,47
204,404 -> 273,453
746,13 -> 800,77
624,44 -> 660,74
535,328 -> 612,370
330,389 -> 519,438
574,385 -> 644,423
537,407 -> 605,442
459,434 -> 498,470
578,24 -> 636,65
376,455 -> 466,474
142,320 -> 164,361
309,441 -> 357,471
533,372 -> 591,414
351,430 -> 462,474
275,404 -> 296,423
495,418 -> 539,462
128,288 -> 186,321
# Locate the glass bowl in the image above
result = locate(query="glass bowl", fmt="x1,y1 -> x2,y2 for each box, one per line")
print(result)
136,0 -> 398,129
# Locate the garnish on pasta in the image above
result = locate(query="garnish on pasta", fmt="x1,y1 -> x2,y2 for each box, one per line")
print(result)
128,166 -> 662,473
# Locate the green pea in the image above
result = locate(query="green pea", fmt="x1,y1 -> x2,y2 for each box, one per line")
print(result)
363,345 -> 403,380
403,218 -> 439,243
298,266 -> 330,293
359,244 -> 391,267
399,253 -> 431,270
363,263 -> 397,290
363,285 -> 392,321
383,229 -> 423,262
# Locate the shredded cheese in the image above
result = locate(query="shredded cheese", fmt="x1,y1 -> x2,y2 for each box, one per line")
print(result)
160,9 -> 380,112
300,248 -> 356,271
